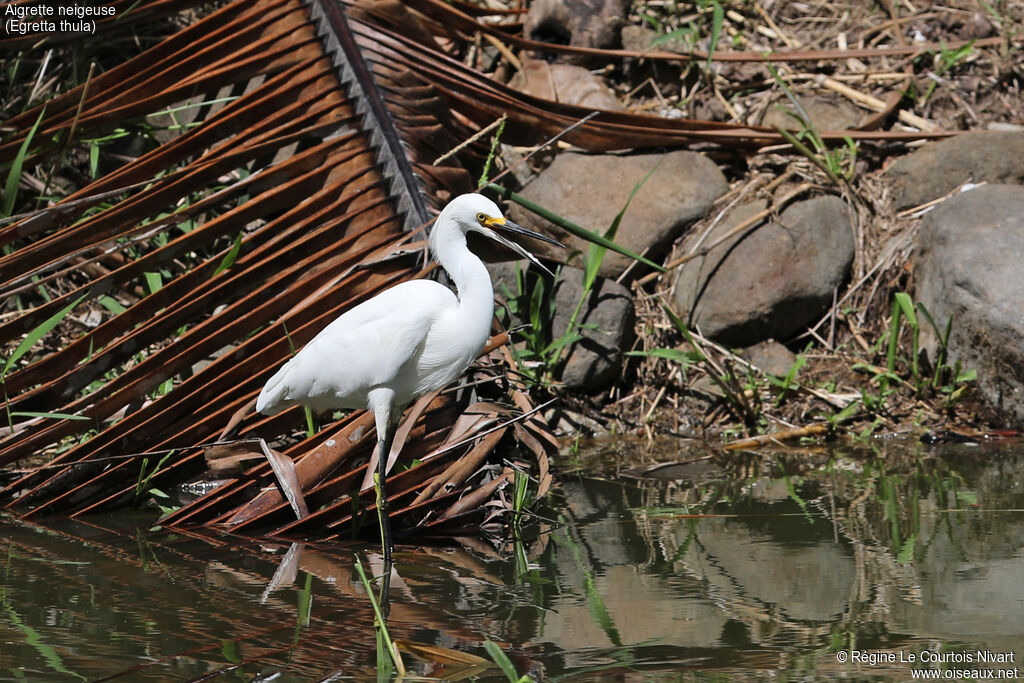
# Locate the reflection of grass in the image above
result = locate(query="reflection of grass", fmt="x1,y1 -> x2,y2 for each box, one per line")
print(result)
1,602 -> 87,680
556,444 -> 1019,680
352,556 -> 404,676
553,519 -> 623,648
835,449 -> 984,565
293,572 -> 312,645
632,441 -> 994,570
667,519 -> 700,565
2,545 -> 87,680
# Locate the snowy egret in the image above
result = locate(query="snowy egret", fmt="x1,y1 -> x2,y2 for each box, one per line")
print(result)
255,193 -> 561,564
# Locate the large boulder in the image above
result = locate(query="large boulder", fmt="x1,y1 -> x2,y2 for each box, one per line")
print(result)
885,130 -> 1024,209
551,266 -> 635,392
487,263 -> 634,393
673,196 -> 855,347
914,184 -> 1024,424
508,149 -> 728,279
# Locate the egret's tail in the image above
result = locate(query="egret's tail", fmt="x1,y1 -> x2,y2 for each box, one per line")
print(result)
255,362 -> 294,415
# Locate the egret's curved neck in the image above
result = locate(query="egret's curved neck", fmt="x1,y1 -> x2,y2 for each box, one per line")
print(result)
432,224 -> 494,317
430,224 -> 493,352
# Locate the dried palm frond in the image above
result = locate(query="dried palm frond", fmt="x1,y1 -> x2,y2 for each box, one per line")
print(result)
0,0 -> 551,539
0,0 -> 968,538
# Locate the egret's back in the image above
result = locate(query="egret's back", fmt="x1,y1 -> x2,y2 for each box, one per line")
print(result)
256,280 -> 463,416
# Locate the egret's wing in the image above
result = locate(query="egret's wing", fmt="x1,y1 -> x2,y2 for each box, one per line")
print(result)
256,281 -> 454,414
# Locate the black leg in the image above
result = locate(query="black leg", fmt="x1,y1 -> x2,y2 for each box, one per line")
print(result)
375,419 -> 396,570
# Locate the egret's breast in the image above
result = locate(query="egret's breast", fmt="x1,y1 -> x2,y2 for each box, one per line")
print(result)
408,301 -> 492,399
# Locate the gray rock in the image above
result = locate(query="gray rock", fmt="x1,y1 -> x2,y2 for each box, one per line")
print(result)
487,262 -> 634,392
885,130 -> 1024,209
551,266 -> 635,392
673,196 -> 854,347
760,95 -> 864,132
914,184 -> 1024,423
524,0 -> 630,59
739,341 -> 799,377
508,149 -> 728,279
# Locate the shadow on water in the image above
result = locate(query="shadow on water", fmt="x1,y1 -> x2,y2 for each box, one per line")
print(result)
1,437 -> 1022,681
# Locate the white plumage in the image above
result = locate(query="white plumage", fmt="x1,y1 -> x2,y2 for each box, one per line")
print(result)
256,280 -> 473,416
255,193 -> 560,561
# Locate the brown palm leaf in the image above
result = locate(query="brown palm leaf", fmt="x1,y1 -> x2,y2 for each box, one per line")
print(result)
0,0 -> 552,540
0,0 -> 970,538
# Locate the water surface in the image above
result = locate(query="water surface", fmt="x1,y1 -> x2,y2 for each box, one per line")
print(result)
2,437 -> 1022,680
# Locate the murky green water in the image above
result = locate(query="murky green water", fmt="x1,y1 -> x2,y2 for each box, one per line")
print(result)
1,438 -> 1022,681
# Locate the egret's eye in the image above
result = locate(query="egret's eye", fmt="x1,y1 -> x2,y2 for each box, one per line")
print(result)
476,212 -> 488,224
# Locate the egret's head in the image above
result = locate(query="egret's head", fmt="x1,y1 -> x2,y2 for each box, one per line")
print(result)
433,193 -> 562,275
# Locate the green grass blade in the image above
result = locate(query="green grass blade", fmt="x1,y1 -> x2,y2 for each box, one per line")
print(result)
651,25 -> 695,47
885,298 -> 902,375
542,330 -> 583,356
583,159 -> 662,291
766,65 -> 814,138
353,557 -> 403,673
774,354 -> 807,405
773,125 -> 841,185
893,292 -> 918,329
782,354 -> 807,387
956,368 -> 977,383
2,292 -> 87,378
829,398 -> 862,426
915,301 -> 942,341
144,271 -> 162,295
916,301 -> 950,388
626,347 -> 698,365
705,1 -> 724,69
894,293 -> 919,380
2,106 -> 46,218
661,304 -> 707,361
487,183 -> 665,272
98,295 -> 126,314
213,232 -> 244,276
11,411 -> 90,421
660,304 -> 754,416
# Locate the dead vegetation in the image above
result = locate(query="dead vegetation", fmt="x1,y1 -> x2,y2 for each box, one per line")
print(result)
0,0 -> 1020,532
499,0 -> 1022,444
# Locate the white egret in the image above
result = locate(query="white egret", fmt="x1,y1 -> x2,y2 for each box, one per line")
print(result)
255,193 -> 561,564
